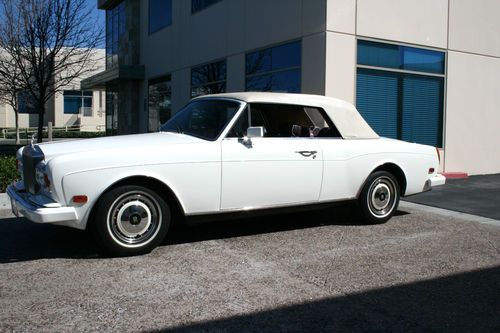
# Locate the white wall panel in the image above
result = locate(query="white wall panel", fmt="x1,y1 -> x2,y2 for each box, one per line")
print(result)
445,51 -> 500,175
327,0 -> 356,34
357,0 -> 448,48
325,32 -> 356,104
449,0 -> 500,57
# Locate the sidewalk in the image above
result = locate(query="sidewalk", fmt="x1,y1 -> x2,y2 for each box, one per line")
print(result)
0,192 -> 12,217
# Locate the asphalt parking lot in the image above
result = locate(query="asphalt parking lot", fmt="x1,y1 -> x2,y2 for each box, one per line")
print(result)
0,203 -> 499,332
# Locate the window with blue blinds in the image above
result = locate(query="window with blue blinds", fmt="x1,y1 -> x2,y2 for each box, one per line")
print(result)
402,75 -> 443,146
356,40 -> 445,147
356,69 -> 399,139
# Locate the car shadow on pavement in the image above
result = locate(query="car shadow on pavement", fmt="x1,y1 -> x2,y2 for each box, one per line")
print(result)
0,218 -> 99,263
149,265 -> 500,333
0,204 -> 410,263
165,203 -> 409,246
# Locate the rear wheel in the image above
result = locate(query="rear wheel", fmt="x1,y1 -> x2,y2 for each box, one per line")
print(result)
90,185 -> 170,256
358,171 -> 400,224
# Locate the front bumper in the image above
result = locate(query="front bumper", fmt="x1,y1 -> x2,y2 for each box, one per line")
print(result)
7,183 -> 78,223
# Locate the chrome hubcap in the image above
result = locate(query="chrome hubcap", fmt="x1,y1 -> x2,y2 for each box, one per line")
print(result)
367,176 -> 397,217
108,191 -> 161,246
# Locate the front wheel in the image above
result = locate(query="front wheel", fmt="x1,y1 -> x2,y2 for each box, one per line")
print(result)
90,185 -> 170,256
358,171 -> 400,224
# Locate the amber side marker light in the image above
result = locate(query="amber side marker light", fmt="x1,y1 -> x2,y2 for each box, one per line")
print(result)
72,195 -> 88,204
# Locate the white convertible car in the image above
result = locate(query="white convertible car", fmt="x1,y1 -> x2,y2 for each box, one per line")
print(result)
8,92 -> 445,256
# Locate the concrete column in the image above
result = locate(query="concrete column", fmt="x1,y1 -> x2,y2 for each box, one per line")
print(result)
226,54 -> 245,93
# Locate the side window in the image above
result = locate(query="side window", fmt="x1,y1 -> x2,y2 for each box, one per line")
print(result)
226,103 -> 341,138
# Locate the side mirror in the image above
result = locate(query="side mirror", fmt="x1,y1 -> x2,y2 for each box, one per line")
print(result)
247,126 -> 264,138
241,126 -> 264,147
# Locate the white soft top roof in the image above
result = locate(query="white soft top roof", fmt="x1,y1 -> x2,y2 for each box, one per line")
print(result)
195,92 -> 379,139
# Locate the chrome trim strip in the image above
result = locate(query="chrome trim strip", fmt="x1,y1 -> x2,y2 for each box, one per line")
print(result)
185,197 -> 356,217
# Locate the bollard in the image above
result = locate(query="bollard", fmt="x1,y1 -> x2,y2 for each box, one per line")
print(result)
48,122 -> 53,141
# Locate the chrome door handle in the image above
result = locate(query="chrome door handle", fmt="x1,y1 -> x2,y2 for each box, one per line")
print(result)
295,151 -> 318,159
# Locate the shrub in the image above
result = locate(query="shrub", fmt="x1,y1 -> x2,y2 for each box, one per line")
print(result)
5,131 -> 105,139
0,156 -> 18,192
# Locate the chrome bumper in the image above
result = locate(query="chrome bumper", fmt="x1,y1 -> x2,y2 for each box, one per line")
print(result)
423,174 -> 446,192
7,183 -> 77,223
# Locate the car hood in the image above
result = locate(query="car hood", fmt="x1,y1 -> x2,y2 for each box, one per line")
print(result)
33,132 -> 204,161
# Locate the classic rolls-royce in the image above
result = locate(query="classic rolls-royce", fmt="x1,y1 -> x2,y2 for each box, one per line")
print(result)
8,93 -> 445,256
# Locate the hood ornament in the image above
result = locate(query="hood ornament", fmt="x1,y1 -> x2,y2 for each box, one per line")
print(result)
30,133 -> 37,147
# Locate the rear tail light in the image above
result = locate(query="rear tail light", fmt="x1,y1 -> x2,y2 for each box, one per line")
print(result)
429,168 -> 435,174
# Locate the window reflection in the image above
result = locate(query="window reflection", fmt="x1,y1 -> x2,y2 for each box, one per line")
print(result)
149,0 -> 172,34
149,76 -> 172,132
245,41 -> 301,93
357,40 -> 445,74
63,91 -> 93,115
191,60 -> 227,97
105,1 -> 126,68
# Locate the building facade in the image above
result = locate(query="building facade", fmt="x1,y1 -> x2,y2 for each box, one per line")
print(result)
83,0 -> 500,175
0,49 -> 106,132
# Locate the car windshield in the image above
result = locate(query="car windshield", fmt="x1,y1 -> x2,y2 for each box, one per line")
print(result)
160,99 -> 241,141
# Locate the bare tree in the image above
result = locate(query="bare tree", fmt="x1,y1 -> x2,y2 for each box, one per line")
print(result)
0,51 -> 26,144
0,0 -> 103,143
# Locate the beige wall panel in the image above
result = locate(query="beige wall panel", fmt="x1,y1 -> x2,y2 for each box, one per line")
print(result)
302,33 -> 326,95
326,0 -> 356,34
325,32 -> 356,104
357,0 -> 448,48
449,0 -> 500,57
445,51 -> 500,175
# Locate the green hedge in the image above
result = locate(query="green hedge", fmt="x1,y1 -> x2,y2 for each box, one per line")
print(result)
5,131 -> 105,139
0,156 -> 18,192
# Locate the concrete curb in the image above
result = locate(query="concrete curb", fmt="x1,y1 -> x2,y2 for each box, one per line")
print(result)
0,192 -> 13,217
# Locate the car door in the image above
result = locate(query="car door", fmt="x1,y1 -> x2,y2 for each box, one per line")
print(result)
220,103 -> 323,211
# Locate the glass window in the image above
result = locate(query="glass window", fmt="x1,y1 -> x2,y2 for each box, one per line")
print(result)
356,40 -> 445,147
227,103 -> 339,138
149,76 -> 172,132
149,0 -> 172,34
357,40 -> 445,74
106,1 -> 126,68
191,60 -> 227,97
192,0 -> 222,13
245,41 -> 301,93
18,91 -> 37,114
161,100 -> 240,141
106,91 -> 119,136
63,91 -> 93,115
